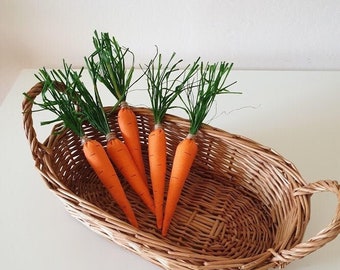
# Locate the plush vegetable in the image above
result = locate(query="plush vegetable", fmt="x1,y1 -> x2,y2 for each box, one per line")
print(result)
30,63 -> 139,228
70,59 -> 155,214
82,138 -> 139,228
162,62 -> 238,236
90,31 -> 148,186
144,51 -> 199,229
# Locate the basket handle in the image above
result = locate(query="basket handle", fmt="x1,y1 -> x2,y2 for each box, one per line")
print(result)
270,180 -> 340,265
22,82 -> 51,162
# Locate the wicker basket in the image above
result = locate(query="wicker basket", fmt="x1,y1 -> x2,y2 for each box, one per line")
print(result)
23,82 -> 340,270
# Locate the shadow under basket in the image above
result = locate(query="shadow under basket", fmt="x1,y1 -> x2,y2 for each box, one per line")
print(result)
23,82 -> 340,270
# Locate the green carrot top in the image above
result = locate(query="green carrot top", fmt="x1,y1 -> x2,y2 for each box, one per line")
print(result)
89,31 -> 137,105
76,56 -> 112,137
144,50 -> 200,126
181,62 -> 239,136
31,61 -> 85,139
31,60 -> 113,141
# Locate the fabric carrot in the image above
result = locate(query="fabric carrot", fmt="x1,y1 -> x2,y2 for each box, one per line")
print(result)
147,126 -> 167,229
117,103 -> 146,186
162,61 -> 239,236
144,51 -> 200,229
72,58 -> 155,214
105,134 -> 155,214
31,63 -> 139,228
90,31 -> 148,186
82,137 -> 139,227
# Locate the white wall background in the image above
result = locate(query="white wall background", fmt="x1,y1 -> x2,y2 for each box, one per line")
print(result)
1,0 -> 339,103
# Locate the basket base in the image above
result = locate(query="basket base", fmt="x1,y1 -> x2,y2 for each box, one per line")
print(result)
162,171 -> 275,259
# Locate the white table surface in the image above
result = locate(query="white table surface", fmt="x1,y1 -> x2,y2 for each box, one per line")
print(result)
1,69 -> 340,270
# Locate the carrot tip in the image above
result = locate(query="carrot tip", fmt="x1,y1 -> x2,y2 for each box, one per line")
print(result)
161,229 -> 168,237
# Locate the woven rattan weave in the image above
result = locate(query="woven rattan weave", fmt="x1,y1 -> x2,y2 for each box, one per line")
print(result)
23,82 -> 340,270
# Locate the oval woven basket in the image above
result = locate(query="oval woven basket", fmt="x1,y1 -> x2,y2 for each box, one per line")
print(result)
23,82 -> 340,270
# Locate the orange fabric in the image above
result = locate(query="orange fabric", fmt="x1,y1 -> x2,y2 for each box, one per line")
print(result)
148,128 -> 167,229
162,138 -> 198,236
107,137 -> 155,214
83,139 -> 138,228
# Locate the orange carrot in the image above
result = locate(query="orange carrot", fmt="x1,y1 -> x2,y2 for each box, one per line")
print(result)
148,125 -> 167,229
162,61 -> 238,236
117,103 -> 148,186
106,133 -> 155,214
33,64 -> 139,228
83,137 -> 139,228
76,58 -> 155,215
162,136 -> 198,236
144,52 -> 200,229
90,31 -> 148,186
